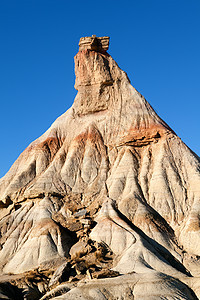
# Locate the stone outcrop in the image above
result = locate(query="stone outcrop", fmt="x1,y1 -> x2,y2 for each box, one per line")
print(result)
79,35 -> 109,52
0,36 -> 200,299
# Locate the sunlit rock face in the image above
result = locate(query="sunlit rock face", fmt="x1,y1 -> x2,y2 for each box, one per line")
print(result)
0,36 -> 200,299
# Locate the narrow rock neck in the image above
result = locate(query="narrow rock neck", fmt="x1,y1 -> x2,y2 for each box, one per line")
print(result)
73,50 -> 116,115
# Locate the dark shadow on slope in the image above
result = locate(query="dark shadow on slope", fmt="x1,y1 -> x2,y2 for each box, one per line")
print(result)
112,202 -> 191,277
0,282 -> 23,300
156,273 -> 199,300
51,218 -> 78,256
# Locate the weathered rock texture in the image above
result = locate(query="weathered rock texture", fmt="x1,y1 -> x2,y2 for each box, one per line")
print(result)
0,36 -> 200,299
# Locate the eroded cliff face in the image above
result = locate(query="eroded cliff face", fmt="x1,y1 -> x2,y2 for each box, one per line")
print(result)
0,36 -> 200,299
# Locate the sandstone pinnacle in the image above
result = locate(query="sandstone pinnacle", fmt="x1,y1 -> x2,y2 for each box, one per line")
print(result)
0,36 -> 200,299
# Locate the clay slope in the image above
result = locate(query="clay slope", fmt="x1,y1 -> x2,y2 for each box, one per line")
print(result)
0,36 -> 200,299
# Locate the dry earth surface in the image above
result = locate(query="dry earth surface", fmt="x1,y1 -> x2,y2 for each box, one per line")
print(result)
0,36 -> 200,299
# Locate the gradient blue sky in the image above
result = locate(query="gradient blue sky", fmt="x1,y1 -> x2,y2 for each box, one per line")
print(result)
0,0 -> 200,178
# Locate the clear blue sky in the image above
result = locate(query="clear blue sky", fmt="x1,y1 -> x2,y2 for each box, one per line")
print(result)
0,0 -> 200,178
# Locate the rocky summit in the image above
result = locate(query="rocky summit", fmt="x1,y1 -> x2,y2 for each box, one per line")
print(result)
0,35 -> 200,299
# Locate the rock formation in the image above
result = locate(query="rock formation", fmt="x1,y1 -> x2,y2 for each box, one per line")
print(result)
0,35 -> 200,299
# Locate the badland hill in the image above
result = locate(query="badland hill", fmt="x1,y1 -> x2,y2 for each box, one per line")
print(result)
0,36 -> 200,299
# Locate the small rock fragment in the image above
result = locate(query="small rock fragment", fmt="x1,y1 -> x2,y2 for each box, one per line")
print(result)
80,218 -> 92,225
70,240 -> 88,259
74,209 -> 87,218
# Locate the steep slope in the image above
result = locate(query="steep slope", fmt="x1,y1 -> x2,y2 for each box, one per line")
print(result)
0,35 -> 200,299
